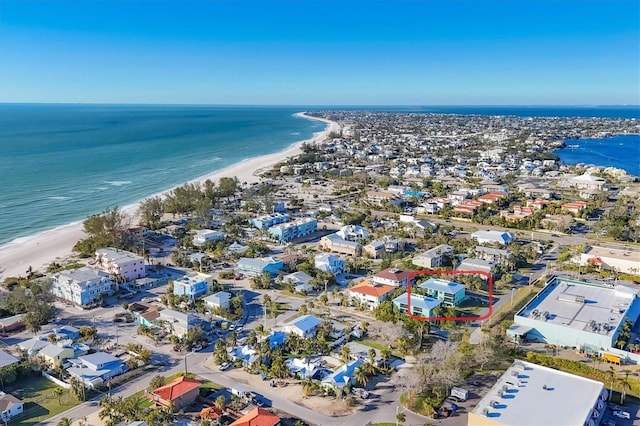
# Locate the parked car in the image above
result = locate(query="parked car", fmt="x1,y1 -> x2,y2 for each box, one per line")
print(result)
229,324 -> 236,331
191,344 -> 203,352
219,362 -> 232,371
613,411 -> 631,420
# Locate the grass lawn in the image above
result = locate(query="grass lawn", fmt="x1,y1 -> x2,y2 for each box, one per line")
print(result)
8,376 -> 81,426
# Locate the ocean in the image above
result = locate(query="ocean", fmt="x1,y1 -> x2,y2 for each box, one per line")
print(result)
0,104 -> 637,247
0,105 -> 326,246
555,134 -> 640,177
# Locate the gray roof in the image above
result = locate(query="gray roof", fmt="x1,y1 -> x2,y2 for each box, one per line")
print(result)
457,258 -> 495,273
78,351 -> 120,366
419,278 -> 465,295
471,360 -> 604,426
0,350 -> 19,369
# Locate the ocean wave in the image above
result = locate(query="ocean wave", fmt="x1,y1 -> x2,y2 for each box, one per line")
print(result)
290,132 -> 301,136
48,196 -> 72,201
104,180 -> 132,187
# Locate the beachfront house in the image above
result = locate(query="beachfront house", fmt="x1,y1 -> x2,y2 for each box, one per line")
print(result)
95,248 -> 146,281
418,278 -> 466,307
51,267 -> 114,306
236,257 -> 283,277
171,272 -> 213,302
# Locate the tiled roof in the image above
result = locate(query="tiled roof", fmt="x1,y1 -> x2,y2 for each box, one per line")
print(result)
230,407 -> 281,426
374,268 -> 412,281
150,376 -> 200,402
348,280 -> 396,298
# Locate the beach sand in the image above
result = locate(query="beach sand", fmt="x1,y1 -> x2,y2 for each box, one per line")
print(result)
0,113 -> 339,280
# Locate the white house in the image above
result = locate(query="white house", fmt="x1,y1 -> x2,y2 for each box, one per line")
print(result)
95,248 -> 146,281
0,392 -> 23,422
193,229 -> 225,246
282,271 -> 314,293
314,254 -> 346,275
347,279 -> 396,310
372,268 -> 413,287
51,267 -> 114,306
471,230 -> 515,246
412,244 -> 454,268
284,315 -> 321,338
203,291 -> 231,311
336,225 -> 369,241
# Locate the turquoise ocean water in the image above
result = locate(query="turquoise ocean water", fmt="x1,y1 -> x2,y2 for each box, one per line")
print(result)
0,104 -> 637,246
0,105 -> 326,245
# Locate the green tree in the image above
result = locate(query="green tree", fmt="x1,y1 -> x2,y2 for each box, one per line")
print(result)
149,375 -> 167,390
56,418 -> 72,426
53,387 -> 64,405
138,196 -> 164,229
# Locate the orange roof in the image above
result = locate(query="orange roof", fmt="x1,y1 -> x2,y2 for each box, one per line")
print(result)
200,406 -> 223,419
149,376 -> 201,402
230,407 -> 280,426
348,280 -> 396,298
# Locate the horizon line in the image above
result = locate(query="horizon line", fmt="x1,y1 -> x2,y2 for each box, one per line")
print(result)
1,102 -> 639,108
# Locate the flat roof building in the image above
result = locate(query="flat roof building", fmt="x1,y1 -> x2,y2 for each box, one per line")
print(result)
580,245 -> 640,275
468,360 -> 607,426
509,277 -> 640,353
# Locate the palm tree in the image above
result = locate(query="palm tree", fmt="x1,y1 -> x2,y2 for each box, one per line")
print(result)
381,346 -> 392,368
368,348 -> 377,365
340,345 -> 351,364
53,387 -> 64,405
56,418 -> 72,426
618,370 -> 633,405
606,366 -> 616,400
301,377 -> 316,396
354,365 -> 368,388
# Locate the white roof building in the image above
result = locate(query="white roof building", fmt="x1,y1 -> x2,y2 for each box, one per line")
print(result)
469,360 -> 607,426
471,230 -> 515,246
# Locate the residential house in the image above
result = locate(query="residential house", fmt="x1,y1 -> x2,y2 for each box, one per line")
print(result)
336,225 -> 369,241
95,248 -> 146,281
453,199 -> 483,215
413,244 -> 454,268
477,192 -> 508,204
457,258 -> 497,277
158,309 -> 200,338
18,337 -> 49,357
0,392 -> 23,423
0,351 -> 19,369
322,359 -> 364,390
282,272 -> 313,293
249,213 -> 290,229
227,241 -> 248,255
0,315 -> 24,333
314,254 -> 346,275
500,205 -> 534,220
471,230 -> 515,246
347,279 -> 396,310
392,293 -> 441,317
418,278 -> 466,307
51,267 -> 114,306
319,233 -> 362,256
67,352 -> 127,388
365,190 -> 403,206
230,407 -> 281,426
130,302 -> 160,327
172,273 -> 213,302
286,357 -> 321,379
228,345 -> 259,367
51,325 -> 81,341
561,200 -> 588,215
268,217 -> 317,243
568,173 -> 606,191
473,246 -> 513,265
145,376 -> 201,411
372,268 -> 413,287
284,315 -> 321,339
363,240 -> 385,259
193,229 -> 225,247
38,343 -> 75,367
236,257 -> 284,277
203,291 -> 231,311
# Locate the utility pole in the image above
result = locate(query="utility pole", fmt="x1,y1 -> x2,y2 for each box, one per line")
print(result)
184,353 -> 188,375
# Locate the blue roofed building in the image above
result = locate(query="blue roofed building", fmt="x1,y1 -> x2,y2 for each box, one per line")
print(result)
265,331 -> 287,349
392,293 -> 441,317
249,213 -> 290,229
314,254 -> 346,275
236,257 -> 284,277
284,315 -> 321,339
51,325 -> 81,341
268,217 -> 317,243
322,359 -> 364,390
172,273 -> 213,302
418,278 -> 466,307
66,352 -> 126,388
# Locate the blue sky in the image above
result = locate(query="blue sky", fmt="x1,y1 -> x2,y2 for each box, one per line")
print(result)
1,0 -> 638,105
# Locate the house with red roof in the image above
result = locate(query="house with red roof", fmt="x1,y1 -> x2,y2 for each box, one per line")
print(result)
372,268 -> 414,287
145,376 -> 201,411
230,407 -> 281,426
477,192 -> 508,204
347,279 -> 397,309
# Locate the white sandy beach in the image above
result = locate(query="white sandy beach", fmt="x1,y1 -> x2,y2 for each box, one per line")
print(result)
0,113 -> 339,280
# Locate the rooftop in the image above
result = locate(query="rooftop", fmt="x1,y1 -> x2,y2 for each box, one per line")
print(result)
419,278 -> 465,294
286,314 -> 321,332
149,376 -> 201,402
55,267 -> 109,282
229,407 -> 280,426
392,292 -> 441,312
374,268 -> 412,282
584,245 -> 640,263
516,277 -> 637,336
96,248 -> 143,262
471,360 -> 605,426
348,279 -> 397,298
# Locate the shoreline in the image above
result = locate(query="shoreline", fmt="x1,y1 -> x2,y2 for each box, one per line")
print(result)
0,112 -> 340,280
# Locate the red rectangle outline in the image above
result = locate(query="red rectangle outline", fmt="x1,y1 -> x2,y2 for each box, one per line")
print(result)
406,269 -> 493,321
